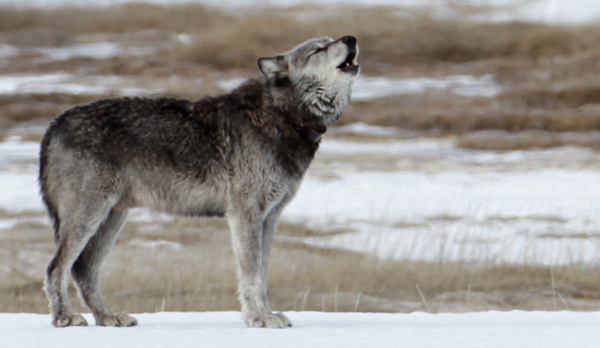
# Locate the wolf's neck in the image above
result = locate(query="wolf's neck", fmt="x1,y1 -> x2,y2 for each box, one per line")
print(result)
295,79 -> 351,126
283,111 -> 327,143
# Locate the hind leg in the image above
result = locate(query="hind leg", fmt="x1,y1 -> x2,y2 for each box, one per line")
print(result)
45,198 -> 114,327
71,208 -> 137,327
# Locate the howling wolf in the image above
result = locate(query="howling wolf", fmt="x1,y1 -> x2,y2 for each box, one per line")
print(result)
40,35 -> 360,328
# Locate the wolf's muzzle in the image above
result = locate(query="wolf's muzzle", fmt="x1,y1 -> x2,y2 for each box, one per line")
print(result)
341,35 -> 357,49
337,35 -> 359,75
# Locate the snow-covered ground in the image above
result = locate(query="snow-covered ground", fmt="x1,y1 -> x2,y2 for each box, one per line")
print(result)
4,311 -> 600,348
282,134 -> 600,265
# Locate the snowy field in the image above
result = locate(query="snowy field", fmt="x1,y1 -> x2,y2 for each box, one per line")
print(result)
4,311 -> 600,348
286,134 -> 600,265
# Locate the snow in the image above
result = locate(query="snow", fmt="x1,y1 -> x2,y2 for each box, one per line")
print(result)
217,78 -> 247,92
176,33 -> 194,44
352,75 -> 501,101
285,169 -> 600,265
0,136 -> 41,167
485,0 -> 600,23
0,42 -> 154,66
328,122 -> 403,136
0,44 -> 18,59
0,172 -> 41,213
34,42 -> 154,62
0,73 -> 70,95
128,238 -> 184,250
3,311 -> 600,348
0,74 -> 164,96
3,0 -> 600,24
279,137 -> 600,266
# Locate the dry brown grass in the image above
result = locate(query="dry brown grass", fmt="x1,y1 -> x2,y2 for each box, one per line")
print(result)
457,131 -> 600,151
0,94 -> 97,140
341,91 -> 600,135
3,4 -> 600,69
500,78 -> 600,109
0,4 -> 217,38
3,215 -> 600,314
175,9 -> 600,70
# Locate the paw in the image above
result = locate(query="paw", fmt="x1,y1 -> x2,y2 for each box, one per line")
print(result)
53,314 -> 88,327
246,312 -> 292,328
95,313 -> 138,327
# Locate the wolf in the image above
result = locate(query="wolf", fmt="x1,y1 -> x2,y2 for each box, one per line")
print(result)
40,35 -> 359,328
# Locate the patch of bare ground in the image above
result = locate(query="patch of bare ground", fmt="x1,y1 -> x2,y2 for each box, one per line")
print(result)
2,216 -> 600,314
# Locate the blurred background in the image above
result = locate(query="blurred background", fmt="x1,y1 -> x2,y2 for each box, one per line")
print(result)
2,0 -> 600,315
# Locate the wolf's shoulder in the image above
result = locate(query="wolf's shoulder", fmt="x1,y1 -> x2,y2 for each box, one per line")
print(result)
75,96 -> 194,118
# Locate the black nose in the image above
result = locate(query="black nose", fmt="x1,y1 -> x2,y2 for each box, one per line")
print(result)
341,35 -> 357,47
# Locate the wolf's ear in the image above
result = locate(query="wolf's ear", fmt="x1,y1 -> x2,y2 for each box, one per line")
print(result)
257,55 -> 288,79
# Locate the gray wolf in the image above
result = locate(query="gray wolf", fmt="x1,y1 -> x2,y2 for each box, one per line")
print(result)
40,35 -> 359,328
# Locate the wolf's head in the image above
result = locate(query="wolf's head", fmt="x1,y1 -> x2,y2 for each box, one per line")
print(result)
258,36 -> 360,126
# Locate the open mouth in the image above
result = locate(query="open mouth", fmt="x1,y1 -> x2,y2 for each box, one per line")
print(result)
337,49 -> 359,74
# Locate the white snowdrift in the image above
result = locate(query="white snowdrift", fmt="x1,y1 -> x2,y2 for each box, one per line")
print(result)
3,311 -> 600,348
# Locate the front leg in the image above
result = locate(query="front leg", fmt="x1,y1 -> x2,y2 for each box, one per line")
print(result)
258,203 -> 292,326
226,208 -> 291,328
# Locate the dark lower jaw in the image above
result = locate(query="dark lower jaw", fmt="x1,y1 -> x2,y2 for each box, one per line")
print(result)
339,65 -> 360,76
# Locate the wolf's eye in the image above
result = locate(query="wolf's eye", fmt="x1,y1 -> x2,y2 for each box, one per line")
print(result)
308,46 -> 327,58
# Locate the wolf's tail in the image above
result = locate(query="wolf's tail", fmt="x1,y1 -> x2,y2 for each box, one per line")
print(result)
39,123 -> 60,243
